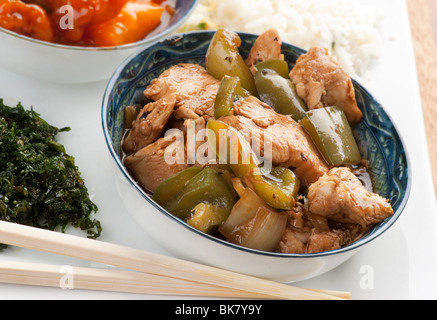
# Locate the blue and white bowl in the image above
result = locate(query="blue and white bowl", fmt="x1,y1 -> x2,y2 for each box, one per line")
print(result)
102,31 -> 411,283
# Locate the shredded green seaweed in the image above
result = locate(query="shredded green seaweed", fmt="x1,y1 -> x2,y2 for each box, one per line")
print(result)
0,100 -> 101,248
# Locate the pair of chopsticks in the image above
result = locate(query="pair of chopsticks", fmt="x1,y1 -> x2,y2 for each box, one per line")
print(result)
0,221 -> 351,300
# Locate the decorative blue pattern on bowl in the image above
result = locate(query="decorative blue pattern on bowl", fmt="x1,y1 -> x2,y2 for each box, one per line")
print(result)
102,31 -> 411,257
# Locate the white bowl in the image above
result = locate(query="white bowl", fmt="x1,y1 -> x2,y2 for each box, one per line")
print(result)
0,0 -> 198,83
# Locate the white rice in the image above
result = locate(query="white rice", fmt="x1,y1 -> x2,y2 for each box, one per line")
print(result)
181,0 -> 384,80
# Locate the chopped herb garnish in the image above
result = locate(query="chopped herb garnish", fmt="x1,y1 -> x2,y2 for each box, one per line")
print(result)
198,22 -> 207,30
0,100 -> 101,248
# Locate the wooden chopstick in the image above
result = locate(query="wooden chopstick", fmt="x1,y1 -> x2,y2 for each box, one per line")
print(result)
0,260 -> 272,299
0,260 -> 350,299
0,221 -> 350,300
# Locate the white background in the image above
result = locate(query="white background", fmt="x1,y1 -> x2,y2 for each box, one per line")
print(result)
0,0 -> 436,300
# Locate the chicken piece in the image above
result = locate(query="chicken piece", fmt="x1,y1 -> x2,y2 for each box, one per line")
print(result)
279,226 -> 369,254
279,229 -> 342,254
277,196 -> 372,253
220,96 -> 328,187
173,105 -> 200,121
290,47 -> 363,124
278,200 -> 334,254
277,228 -> 309,254
124,137 -> 190,193
143,64 -> 221,118
306,231 -> 342,253
122,94 -> 176,154
246,29 -> 282,70
307,167 -> 393,227
183,116 -> 212,166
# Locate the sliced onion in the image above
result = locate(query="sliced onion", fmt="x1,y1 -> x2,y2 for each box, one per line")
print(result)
229,207 -> 288,252
219,187 -> 267,239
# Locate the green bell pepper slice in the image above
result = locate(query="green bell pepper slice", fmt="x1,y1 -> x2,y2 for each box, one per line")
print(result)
206,119 -> 299,210
206,28 -> 258,97
159,168 -> 236,220
254,59 -> 290,79
186,202 -> 230,234
152,166 -> 203,206
214,76 -> 249,119
262,166 -> 300,206
254,68 -> 308,121
300,106 -> 362,166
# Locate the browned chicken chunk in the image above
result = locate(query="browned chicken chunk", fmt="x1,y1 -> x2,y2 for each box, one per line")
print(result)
306,231 -> 342,253
307,167 -> 393,227
124,138 -> 190,193
143,64 -> 220,118
278,228 -> 344,254
220,96 -> 328,186
122,94 -> 176,154
277,228 -> 309,254
182,116 -> 212,166
173,105 -> 200,121
290,47 -> 363,124
277,199 -> 371,254
245,29 -> 283,70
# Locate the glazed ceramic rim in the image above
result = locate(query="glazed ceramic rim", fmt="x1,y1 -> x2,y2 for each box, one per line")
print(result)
0,0 -> 198,52
102,30 -> 412,259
